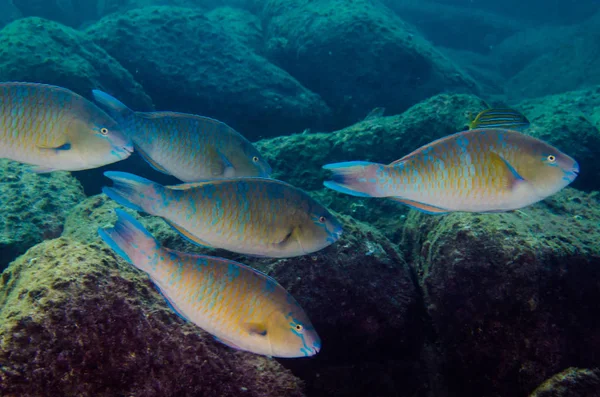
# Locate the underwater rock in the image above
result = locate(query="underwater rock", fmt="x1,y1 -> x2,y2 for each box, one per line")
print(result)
506,12 -> 600,100
0,160 -> 85,273
86,6 -> 331,140
205,7 -> 264,54
529,368 -> 600,397
382,0 -> 523,54
0,17 -> 152,111
516,85 -> 600,192
0,237 -> 305,397
62,194 -> 426,397
402,188 -> 600,397
257,0 -> 479,129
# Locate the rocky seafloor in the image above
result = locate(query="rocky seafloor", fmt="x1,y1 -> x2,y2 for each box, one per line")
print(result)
1,1 -> 600,397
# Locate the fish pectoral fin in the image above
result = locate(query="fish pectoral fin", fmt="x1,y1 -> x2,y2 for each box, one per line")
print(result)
37,142 -> 71,151
243,322 -> 268,337
209,148 -> 235,177
213,335 -> 244,350
164,220 -> 214,248
135,144 -> 171,175
389,198 -> 449,214
487,152 -> 525,190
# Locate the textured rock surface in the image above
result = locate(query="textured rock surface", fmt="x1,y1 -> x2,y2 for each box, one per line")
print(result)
0,17 -> 152,110
62,194 -> 426,397
258,0 -> 479,128
401,188 -> 600,397
506,12 -> 600,100
206,6 -> 264,54
0,237 -> 305,397
87,6 -> 331,140
529,368 -> 600,397
517,86 -> 600,192
0,160 -> 85,272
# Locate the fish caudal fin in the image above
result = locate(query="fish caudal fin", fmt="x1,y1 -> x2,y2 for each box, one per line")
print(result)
322,161 -> 384,197
102,171 -> 161,213
98,209 -> 159,271
92,89 -> 134,121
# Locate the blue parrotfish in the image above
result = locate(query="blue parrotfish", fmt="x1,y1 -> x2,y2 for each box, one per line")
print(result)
92,90 -> 271,182
0,82 -> 132,172
98,209 -> 321,358
323,128 -> 579,214
102,172 -> 342,257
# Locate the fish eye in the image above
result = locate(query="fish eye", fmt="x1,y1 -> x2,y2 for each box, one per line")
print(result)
318,216 -> 326,223
295,324 -> 304,332
547,155 -> 556,163
100,127 -> 109,135
252,156 -> 259,162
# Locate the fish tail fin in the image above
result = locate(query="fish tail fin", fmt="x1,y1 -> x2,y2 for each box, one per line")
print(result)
92,89 -> 135,122
98,209 -> 159,271
322,161 -> 384,197
102,171 -> 161,213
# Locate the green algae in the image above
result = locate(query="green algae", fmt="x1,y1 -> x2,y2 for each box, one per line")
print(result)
529,368 -> 600,396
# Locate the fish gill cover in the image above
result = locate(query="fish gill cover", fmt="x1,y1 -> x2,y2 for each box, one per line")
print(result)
1,1 -> 600,397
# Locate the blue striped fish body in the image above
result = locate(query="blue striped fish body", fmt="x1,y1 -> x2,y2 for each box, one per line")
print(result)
102,172 -> 342,257
324,129 -> 578,213
468,108 -> 530,130
92,90 -> 271,182
0,83 -> 132,171
99,209 -> 320,358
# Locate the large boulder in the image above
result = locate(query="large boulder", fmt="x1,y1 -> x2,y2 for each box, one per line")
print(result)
401,188 -> 600,397
0,160 -> 85,272
0,237 -> 305,396
516,85 -> 600,192
257,0 -> 479,129
62,194 -> 426,396
529,368 -> 600,397
0,17 -> 152,110
205,7 -> 264,54
86,6 -> 331,140
506,12 -> 600,100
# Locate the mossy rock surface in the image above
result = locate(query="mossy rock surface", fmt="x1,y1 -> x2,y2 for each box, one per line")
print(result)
0,160 -> 85,272
0,237 -> 305,397
401,188 -> 600,397
86,6 -> 331,140
0,17 -> 152,110
529,368 -> 600,397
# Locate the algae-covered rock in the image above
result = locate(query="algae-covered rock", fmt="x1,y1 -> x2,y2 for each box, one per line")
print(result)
206,6 -> 264,54
530,368 -> 600,397
87,6 -> 331,140
0,160 -> 85,272
0,237 -> 305,396
506,12 -> 600,100
0,17 -> 152,111
258,0 -> 479,128
516,86 -> 600,192
62,194 -> 426,397
401,188 -> 600,397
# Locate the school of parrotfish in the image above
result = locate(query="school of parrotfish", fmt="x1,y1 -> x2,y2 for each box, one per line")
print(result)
0,82 -> 579,358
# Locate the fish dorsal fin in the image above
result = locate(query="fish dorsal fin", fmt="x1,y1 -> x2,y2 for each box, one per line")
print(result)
388,198 -> 450,214
164,219 -> 214,248
166,177 -> 286,191
138,111 -> 227,127
486,152 -> 525,190
135,144 -> 171,175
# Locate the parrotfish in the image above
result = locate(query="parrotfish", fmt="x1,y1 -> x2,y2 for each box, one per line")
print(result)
323,128 -> 579,213
0,82 -> 132,172
98,209 -> 320,358
92,90 -> 271,182
468,108 -> 530,131
102,172 -> 342,257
